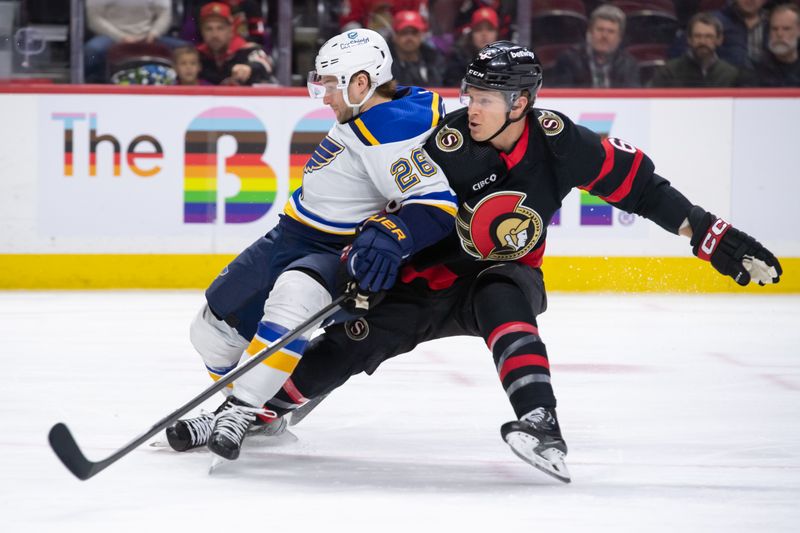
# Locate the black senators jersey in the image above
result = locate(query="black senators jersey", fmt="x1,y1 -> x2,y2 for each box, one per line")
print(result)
402,107 -> 693,286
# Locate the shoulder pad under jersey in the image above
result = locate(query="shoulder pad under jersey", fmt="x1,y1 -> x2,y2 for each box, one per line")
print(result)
347,86 -> 444,146
532,108 -> 580,159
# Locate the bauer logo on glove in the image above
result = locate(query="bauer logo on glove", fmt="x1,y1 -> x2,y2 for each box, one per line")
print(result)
347,213 -> 415,293
364,214 -> 408,241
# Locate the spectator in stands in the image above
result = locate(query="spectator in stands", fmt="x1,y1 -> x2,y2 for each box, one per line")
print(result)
452,0 -> 514,41
651,12 -> 746,87
714,0 -> 769,68
388,10 -> 445,87
753,3 -> 800,85
551,4 -> 640,87
173,46 -> 210,85
85,0 -> 186,82
443,7 -> 500,86
340,0 -> 430,40
181,1 -> 267,46
197,2 -> 276,85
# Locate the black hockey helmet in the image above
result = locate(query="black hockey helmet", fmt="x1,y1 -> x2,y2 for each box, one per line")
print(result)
463,41 -> 543,102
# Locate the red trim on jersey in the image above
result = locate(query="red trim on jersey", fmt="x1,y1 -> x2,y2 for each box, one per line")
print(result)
282,378 -> 308,404
499,354 -> 550,381
581,138 -> 616,193
599,149 -> 644,203
487,322 -> 540,352
499,118 -> 530,170
519,242 -> 546,268
400,264 -> 460,290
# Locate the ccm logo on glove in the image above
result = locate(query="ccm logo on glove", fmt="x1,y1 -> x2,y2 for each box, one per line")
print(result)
688,205 -> 782,286
698,218 -> 730,261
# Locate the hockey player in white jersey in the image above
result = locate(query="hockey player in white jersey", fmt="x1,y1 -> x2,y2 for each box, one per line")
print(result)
167,28 -> 458,460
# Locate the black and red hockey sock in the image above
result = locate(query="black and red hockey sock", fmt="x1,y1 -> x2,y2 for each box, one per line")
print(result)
474,279 -> 556,418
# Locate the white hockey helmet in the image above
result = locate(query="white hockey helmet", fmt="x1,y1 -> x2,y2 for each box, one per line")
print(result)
307,28 -> 394,110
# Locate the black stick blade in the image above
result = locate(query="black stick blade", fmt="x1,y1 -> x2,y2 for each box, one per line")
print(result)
48,423 -> 97,481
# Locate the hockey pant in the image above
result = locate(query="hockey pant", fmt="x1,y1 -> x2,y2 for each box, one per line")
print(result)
263,262 -> 557,419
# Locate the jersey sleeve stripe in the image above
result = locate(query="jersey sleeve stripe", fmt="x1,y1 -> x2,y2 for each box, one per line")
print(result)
430,92 -> 441,128
404,201 -> 458,216
405,190 -> 458,204
598,149 -> 644,203
580,137 -> 616,192
403,190 -> 459,215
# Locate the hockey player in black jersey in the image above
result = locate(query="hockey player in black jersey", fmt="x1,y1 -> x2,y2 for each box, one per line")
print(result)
170,42 -> 782,482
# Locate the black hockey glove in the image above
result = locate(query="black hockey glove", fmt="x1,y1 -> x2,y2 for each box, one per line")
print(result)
347,214 -> 414,293
688,206 -> 782,286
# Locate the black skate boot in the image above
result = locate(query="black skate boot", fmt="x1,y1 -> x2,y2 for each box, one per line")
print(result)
500,407 -> 571,483
166,411 -> 215,452
207,396 -> 267,460
166,403 -> 285,452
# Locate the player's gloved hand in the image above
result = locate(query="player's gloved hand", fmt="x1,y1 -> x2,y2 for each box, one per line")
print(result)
688,206 -> 782,286
330,254 -> 384,320
347,214 -> 414,293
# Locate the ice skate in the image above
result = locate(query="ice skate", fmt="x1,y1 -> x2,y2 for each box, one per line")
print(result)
165,405 -> 287,452
500,407 -> 571,483
207,396 -> 271,460
166,411 -> 215,451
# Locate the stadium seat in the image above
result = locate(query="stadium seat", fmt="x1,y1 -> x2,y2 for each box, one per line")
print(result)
696,0 -> 728,12
612,0 -> 679,45
625,42 -> 669,86
535,42 -> 576,81
531,0 -> 588,46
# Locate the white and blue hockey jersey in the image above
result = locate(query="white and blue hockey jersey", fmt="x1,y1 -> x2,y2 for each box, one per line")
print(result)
284,86 -> 458,235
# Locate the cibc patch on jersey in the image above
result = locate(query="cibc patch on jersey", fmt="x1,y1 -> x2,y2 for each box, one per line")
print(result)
456,192 -> 544,261
435,125 -> 464,152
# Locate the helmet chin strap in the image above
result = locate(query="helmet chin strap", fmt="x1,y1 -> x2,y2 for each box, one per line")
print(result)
484,108 -> 528,144
343,84 -> 378,118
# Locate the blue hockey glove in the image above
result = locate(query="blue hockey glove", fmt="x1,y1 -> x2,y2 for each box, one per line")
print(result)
347,214 -> 415,292
688,206 -> 782,286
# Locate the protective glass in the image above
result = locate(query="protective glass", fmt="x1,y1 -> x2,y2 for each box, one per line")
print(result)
307,71 -> 343,99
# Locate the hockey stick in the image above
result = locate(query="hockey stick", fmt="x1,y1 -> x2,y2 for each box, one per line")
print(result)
48,294 -> 348,481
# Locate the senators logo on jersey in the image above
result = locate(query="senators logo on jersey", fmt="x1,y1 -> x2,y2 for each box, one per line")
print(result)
457,192 -> 544,261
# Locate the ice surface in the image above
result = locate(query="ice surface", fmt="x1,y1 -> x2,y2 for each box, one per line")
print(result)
1,291 -> 798,532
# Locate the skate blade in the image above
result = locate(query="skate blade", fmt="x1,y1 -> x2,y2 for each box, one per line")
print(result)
504,431 -> 572,484
208,454 -> 228,475
247,428 -> 299,446
149,437 -> 211,453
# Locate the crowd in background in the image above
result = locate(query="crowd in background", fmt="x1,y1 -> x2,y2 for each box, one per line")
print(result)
9,0 -> 800,87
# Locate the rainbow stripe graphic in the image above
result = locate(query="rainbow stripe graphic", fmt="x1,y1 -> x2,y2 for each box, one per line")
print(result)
51,113 -> 85,177
578,113 -> 616,226
289,108 -> 337,194
184,107 -> 276,224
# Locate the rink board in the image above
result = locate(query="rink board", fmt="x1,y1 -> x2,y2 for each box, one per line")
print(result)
0,86 -> 797,291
